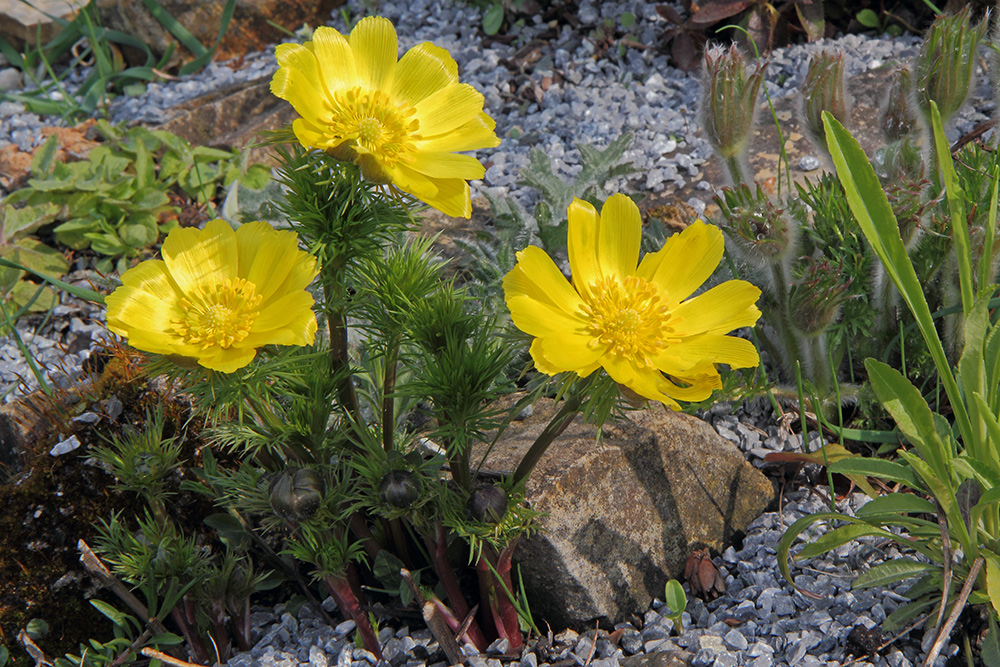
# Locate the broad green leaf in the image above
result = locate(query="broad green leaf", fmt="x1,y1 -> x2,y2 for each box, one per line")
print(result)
865,359 -> 946,473
91,599 -> 129,626
796,523 -> 894,560
483,3 -> 504,35
1,202 -> 60,240
988,555 -> 1000,621
191,145 -> 236,162
828,457 -> 920,488
884,596 -> 938,632
855,494 -> 936,518
132,187 -> 171,211
5,238 -> 69,276
148,632 -> 185,646
134,138 -> 154,189
764,443 -> 878,497
856,9 -> 879,28
9,281 -> 58,313
664,578 -> 686,614
853,558 -> 937,589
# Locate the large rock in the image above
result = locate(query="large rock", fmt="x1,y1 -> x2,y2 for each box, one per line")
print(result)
0,0 -> 87,49
481,398 -> 776,628
94,0 -> 340,67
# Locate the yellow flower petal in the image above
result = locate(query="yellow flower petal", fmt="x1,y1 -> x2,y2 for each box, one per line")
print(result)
235,222 -> 313,303
597,194 -> 642,281
389,164 -> 472,218
271,44 -> 328,121
673,281 -> 762,336
415,113 -> 500,152
271,17 -> 497,218
350,16 -> 398,90
310,26 -> 359,90
407,152 -> 486,180
566,198 -> 601,298
106,219 -> 318,373
393,42 -> 458,105
502,192 -> 763,408
413,83 -> 486,136
653,335 -> 759,374
506,294 -> 587,339
161,219 -> 238,295
503,246 -> 584,316
638,221 -> 725,302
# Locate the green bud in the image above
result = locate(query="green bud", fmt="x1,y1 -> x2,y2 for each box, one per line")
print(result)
914,7 -> 985,125
788,258 -> 851,336
466,484 -> 508,524
880,67 -> 919,143
380,469 -> 421,509
715,183 -> 797,270
699,45 -> 767,169
800,52 -> 850,150
269,468 -> 325,521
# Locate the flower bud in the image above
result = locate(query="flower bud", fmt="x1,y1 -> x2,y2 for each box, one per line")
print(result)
914,7 -> 985,125
788,258 -> 851,337
880,67 -> 918,143
269,468 -> 325,521
699,45 -> 766,168
800,52 -> 850,151
466,484 -> 508,524
380,469 -> 421,509
715,183 -> 797,270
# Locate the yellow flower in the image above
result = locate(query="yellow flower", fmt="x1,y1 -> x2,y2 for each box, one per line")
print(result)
106,220 -> 319,373
503,194 -> 762,409
270,16 -> 500,218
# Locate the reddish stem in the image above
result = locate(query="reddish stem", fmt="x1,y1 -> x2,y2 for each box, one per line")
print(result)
423,522 -> 488,650
324,574 -> 383,660
475,543 -> 523,654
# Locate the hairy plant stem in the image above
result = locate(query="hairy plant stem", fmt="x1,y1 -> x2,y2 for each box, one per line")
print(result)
725,155 -> 747,186
512,375 -> 595,486
320,258 -> 360,420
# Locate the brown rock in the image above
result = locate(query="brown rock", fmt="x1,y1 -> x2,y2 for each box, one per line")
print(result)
0,119 -> 101,192
94,0 -> 342,67
151,78 -> 295,166
479,398 -> 776,627
0,0 -> 87,49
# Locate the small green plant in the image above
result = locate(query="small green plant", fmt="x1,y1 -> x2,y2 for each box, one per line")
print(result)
7,121 -> 270,274
0,0 -> 236,120
662,579 -> 687,634
0,197 -> 68,314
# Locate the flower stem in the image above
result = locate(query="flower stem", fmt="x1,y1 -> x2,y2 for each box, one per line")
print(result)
324,574 -> 383,659
512,376 -> 594,487
382,343 -> 399,451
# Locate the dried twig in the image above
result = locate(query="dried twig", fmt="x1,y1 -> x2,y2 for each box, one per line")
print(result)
400,568 -> 466,666
141,647 -> 210,667
79,539 -> 171,636
924,556 -> 984,667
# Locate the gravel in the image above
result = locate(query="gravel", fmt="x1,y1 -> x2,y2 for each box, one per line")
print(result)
0,0 -> 986,663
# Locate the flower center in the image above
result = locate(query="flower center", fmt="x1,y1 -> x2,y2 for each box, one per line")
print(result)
172,278 -> 263,350
326,87 -> 419,166
582,275 -> 679,367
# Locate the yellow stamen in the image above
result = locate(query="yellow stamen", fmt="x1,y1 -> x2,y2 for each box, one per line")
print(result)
172,278 -> 263,350
325,87 -> 419,166
582,275 -> 679,367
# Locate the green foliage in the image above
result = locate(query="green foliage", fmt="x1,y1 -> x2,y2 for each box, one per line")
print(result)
662,579 -> 687,634
0,196 -> 67,313
7,122 -> 270,274
779,110 -> 1000,650
0,0 -> 236,120
517,132 -> 637,253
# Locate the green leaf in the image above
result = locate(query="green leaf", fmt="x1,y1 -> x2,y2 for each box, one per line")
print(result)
148,632 -> 185,646
134,138 -> 154,189
5,237 -> 69,276
31,135 -> 60,177
984,613 -> 1000,667
483,4 -> 504,35
240,163 -> 273,190
191,146 -> 237,163
988,554 -> 1000,621
864,359 -> 946,473
856,9 -> 879,28
796,523 -> 894,560
620,12 -> 636,28
91,600 -> 130,627
0,644 -> 8,667
884,596 -> 938,632
828,458 -> 921,488
853,558 -> 937,589
663,579 -> 686,615
132,188 -> 171,211
855,494 -> 936,518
